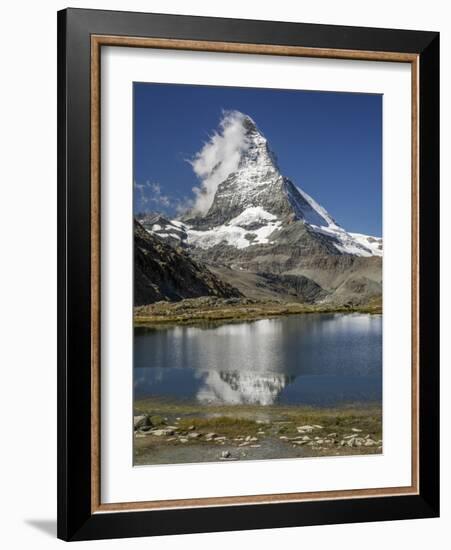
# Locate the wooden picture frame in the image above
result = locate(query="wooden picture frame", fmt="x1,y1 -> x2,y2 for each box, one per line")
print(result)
57,8 -> 439,541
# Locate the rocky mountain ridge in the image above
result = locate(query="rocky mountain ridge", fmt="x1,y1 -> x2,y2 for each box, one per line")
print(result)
134,220 -> 241,306
136,112 -> 382,307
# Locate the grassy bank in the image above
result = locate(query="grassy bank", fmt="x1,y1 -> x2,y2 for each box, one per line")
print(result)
134,297 -> 382,327
134,398 -> 382,464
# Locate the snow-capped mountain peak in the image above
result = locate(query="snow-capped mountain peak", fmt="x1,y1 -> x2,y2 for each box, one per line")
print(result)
236,115 -> 280,174
187,113 -> 334,231
141,112 -> 382,258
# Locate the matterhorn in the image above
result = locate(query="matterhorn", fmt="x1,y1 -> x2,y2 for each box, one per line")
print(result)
137,112 -> 382,306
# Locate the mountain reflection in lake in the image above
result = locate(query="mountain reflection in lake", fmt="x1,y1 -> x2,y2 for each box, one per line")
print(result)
134,314 -> 382,407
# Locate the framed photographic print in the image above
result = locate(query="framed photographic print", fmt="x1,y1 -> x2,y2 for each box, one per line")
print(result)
57,8 -> 439,541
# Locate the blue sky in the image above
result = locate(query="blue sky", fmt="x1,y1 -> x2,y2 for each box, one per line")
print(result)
134,83 -> 382,236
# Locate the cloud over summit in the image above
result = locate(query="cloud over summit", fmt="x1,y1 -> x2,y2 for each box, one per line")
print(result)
189,111 -> 251,215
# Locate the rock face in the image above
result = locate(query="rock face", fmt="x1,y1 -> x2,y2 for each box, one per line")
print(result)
138,212 -> 189,249
207,266 -> 327,304
185,117 -> 310,228
134,220 -> 241,306
134,415 -> 152,430
137,112 -> 382,306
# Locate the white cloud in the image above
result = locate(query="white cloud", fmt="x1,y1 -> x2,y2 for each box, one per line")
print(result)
175,197 -> 194,215
134,180 -> 172,208
189,110 -> 250,215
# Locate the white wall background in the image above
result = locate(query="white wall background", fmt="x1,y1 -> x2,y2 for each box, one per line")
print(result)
0,1 -> 448,548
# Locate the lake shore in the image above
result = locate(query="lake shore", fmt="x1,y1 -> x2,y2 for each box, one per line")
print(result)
134,398 -> 382,465
134,297 -> 382,327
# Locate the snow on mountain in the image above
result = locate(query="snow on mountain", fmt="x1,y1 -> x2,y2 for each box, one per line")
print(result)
348,233 -> 383,257
230,205 -> 277,226
138,213 -> 188,248
187,206 -> 282,250
308,224 -> 378,257
294,186 -> 382,257
139,112 -> 382,258
295,186 -> 336,227
139,207 -> 282,250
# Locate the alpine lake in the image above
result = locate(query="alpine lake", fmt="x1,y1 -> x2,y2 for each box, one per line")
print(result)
134,312 -> 383,465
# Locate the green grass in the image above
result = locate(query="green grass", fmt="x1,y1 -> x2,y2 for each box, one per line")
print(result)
134,300 -> 382,327
134,398 -> 382,443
